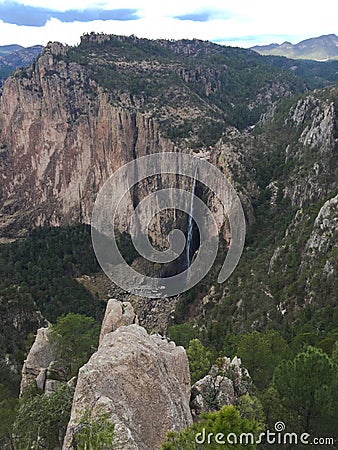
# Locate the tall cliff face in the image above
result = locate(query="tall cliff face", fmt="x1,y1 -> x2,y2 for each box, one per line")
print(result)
0,33 -> 309,238
0,43 -> 175,237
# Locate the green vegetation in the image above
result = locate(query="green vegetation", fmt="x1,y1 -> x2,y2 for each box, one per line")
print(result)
186,339 -> 213,384
172,89 -> 338,355
0,312 -> 100,448
168,323 -> 198,348
51,313 -> 100,379
70,412 -> 115,450
61,33 -> 307,144
266,56 -> 338,90
13,383 -> 74,449
166,87 -> 337,443
235,395 -> 265,427
0,225 -> 103,322
174,336 -> 337,447
0,383 -> 19,449
0,223 -> 143,448
273,346 -> 337,435
232,331 -> 290,390
0,225 -> 105,393
162,405 -> 262,449
0,35 -> 337,448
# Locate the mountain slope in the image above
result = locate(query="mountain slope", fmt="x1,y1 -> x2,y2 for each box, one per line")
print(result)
252,34 -> 338,61
264,56 -> 338,90
0,34 -> 307,238
0,36 -> 337,446
0,44 -> 43,86
175,88 -> 338,349
0,36 -> 336,329
0,45 -> 24,57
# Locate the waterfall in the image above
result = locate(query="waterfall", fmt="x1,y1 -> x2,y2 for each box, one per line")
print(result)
186,166 -> 198,271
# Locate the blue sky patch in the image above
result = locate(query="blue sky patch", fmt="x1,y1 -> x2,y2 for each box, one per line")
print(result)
0,3 -> 139,27
175,9 -> 232,22
175,12 -> 211,22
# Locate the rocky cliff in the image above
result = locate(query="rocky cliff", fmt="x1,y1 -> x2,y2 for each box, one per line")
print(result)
63,299 -> 192,450
283,94 -> 337,207
0,32 -> 336,450
0,35 -> 337,416
0,33 -> 308,239
0,42 -> 175,238
0,44 -> 43,86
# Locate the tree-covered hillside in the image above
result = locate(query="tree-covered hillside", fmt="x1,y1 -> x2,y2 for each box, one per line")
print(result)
0,35 -> 337,449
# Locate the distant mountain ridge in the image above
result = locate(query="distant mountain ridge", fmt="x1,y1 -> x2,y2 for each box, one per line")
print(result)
0,44 -> 24,57
0,44 -> 43,86
252,34 -> 338,61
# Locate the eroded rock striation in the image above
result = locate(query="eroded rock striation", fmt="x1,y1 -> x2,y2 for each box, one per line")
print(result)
0,42 -> 174,237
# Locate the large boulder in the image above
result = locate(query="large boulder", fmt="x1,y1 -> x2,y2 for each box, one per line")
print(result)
63,323 -> 192,449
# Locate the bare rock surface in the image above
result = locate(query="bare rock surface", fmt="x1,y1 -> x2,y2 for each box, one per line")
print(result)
63,320 -> 192,449
283,95 -> 337,208
20,327 -> 55,396
304,194 -> 338,255
190,356 -> 251,420
99,298 -> 138,344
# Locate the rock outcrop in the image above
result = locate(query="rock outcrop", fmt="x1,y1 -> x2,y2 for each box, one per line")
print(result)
20,327 -> 56,396
99,298 -> 138,344
0,34 -> 306,240
267,191 -> 337,316
20,326 -> 70,396
190,356 -> 252,420
303,194 -> 338,256
283,95 -> 337,208
63,302 -> 192,450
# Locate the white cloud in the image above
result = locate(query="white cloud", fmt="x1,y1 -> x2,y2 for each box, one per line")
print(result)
0,0 -> 336,47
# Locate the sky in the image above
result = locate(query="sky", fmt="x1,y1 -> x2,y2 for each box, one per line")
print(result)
0,0 -> 337,48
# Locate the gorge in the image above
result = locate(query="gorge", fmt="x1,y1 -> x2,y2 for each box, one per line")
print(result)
0,33 -> 337,449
